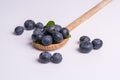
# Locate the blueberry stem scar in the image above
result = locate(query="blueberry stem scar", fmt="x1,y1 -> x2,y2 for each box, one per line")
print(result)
33,0 -> 112,51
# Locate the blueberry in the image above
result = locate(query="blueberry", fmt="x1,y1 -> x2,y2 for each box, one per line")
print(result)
32,34 -> 38,41
80,36 -> 90,42
14,26 -> 24,35
47,25 -> 56,34
92,39 -> 103,50
24,20 -> 35,30
60,28 -> 69,39
47,25 -> 62,34
51,53 -> 62,64
35,22 -> 44,29
33,28 -> 44,35
32,28 -> 45,41
52,31 -> 63,43
41,35 -> 53,46
42,28 -> 49,35
32,33 -> 43,42
54,25 -> 62,31
79,42 -> 93,53
33,27 -> 48,35
39,52 -> 52,63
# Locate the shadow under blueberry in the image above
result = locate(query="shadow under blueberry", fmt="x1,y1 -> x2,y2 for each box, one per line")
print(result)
76,48 -> 90,54
37,58 -> 50,64
36,59 -> 44,64
12,31 -> 18,36
27,41 -> 33,47
27,41 -> 42,51
76,48 -> 80,52
77,41 -> 80,44
37,58 -> 41,63
12,32 -> 15,35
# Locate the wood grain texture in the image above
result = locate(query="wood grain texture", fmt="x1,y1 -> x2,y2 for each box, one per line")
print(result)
67,0 -> 112,31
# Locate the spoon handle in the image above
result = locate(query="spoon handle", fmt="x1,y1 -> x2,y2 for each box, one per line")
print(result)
67,0 -> 112,31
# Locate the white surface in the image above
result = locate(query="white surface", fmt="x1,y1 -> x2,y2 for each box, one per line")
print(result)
0,0 -> 120,80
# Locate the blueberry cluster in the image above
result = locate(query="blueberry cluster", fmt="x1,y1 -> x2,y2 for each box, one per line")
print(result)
79,36 -> 103,53
14,20 -> 70,46
39,51 -> 63,64
32,25 -> 70,46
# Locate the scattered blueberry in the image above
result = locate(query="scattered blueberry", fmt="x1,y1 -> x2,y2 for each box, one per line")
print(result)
51,53 -> 62,64
60,28 -> 69,39
80,36 -> 90,42
35,22 -> 44,29
79,41 -> 93,53
24,20 -> 35,30
39,52 -> 52,63
14,26 -> 24,35
41,35 -> 53,46
92,39 -> 103,50
52,31 -> 63,43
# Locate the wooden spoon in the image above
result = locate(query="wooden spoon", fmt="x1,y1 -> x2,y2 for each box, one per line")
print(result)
33,0 -> 111,51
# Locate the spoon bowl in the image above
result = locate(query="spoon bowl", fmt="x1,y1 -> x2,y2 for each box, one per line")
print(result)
33,39 -> 69,51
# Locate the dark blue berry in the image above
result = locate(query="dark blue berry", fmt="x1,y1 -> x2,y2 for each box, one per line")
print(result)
92,39 -> 103,50
32,33 -> 43,42
39,52 -> 52,63
24,20 -> 35,30
14,26 -> 24,35
35,22 -> 44,29
33,28 -> 44,35
51,53 -> 62,64
32,28 -> 45,42
79,42 -> 93,53
52,31 -> 63,43
54,25 -> 62,31
47,25 -> 62,34
60,28 -> 69,39
47,25 -> 56,34
34,28 -> 48,35
80,36 -> 90,42
41,35 -> 53,46
41,28 -> 49,35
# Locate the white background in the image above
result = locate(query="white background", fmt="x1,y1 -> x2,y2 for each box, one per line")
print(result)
0,0 -> 120,80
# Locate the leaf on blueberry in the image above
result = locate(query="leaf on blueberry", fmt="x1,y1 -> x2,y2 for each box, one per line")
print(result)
34,41 -> 40,44
66,34 -> 71,38
45,21 -> 55,28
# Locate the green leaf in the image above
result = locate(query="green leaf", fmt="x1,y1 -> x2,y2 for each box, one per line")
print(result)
45,21 -> 55,28
66,34 -> 71,39
34,41 -> 39,44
